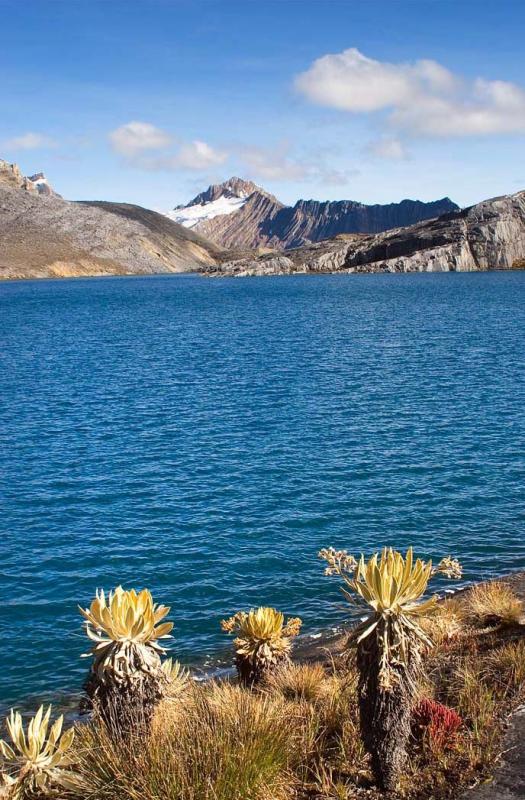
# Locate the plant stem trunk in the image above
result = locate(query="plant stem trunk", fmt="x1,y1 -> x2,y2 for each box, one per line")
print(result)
356,632 -> 415,790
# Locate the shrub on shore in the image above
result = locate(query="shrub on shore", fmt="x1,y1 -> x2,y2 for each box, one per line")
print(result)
56,614 -> 524,800
412,698 -> 463,753
0,706 -> 80,798
79,586 -> 174,730
318,547 -> 462,790
220,607 -> 302,687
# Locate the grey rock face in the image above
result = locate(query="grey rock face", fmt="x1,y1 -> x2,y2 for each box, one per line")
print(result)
0,175 -> 224,280
210,255 -> 295,277
343,191 -> 525,274
206,191 -> 525,278
0,159 -> 39,195
264,196 -> 459,248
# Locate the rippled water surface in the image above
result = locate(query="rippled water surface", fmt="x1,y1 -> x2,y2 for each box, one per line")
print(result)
1,271 -> 524,708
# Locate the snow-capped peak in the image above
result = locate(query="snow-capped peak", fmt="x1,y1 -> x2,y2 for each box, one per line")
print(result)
164,177 -> 265,229
165,194 -> 248,229
28,172 -> 55,196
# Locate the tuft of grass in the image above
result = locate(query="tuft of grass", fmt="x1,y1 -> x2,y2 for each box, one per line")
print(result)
264,662 -> 327,702
463,581 -> 524,628
452,664 -> 499,734
67,681 -> 294,800
420,598 -> 463,646
482,639 -> 525,698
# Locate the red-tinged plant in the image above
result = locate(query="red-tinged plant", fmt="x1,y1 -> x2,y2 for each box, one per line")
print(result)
413,698 -> 462,752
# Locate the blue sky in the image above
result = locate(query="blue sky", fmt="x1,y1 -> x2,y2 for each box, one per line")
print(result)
1,0 -> 524,209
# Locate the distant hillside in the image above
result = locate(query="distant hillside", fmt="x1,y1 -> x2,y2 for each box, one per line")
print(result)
167,177 -> 459,249
206,190 -> 525,277
0,160 -> 224,280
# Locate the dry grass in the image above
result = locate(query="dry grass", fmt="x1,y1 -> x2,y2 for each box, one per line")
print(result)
463,581 -> 524,628
67,681 -> 295,800
57,583 -> 525,800
420,597 -> 463,646
264,662 -> 328,702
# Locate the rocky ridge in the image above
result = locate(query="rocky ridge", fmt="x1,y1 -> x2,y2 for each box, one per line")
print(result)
170,177 -> 459,250
206,191 -> 525,277
179,177 -> 268,207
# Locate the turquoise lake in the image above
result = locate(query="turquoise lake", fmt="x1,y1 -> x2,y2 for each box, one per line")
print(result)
1,270 -> 524,710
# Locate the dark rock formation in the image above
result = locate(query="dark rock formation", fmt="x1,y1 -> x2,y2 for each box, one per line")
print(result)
265,196 -> 458,248
206,191 -> 525,277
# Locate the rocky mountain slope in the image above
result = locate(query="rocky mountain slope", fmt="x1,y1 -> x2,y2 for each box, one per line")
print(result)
167,177 -> 285,250
169,177 -> 459,249
206,190 -> 525,277
0,161 -> 224,280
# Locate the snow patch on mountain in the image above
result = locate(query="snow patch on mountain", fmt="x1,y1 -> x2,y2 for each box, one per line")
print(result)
28,173 -> 57,196
165,195 -> 248,229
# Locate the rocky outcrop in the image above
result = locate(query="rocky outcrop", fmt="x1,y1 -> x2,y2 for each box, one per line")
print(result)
196,191 -> 285,249
181,177 -> 266,207
0,159 -> 39,195
266,196 -> 459,248
213,236 -> 364,277
206,191 -> 525,277
170,177 -> 459,250
27,172 -> 58,197
0,160 -> 59,197
0,165 -> 225,280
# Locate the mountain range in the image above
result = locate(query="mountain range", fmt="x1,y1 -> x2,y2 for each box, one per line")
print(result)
0,159 -> 523,281
167,177 -> 459,249
208,190 -> 525,277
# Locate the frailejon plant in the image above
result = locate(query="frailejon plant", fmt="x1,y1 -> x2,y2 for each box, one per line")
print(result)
160,658 -> 191,699
80,586 -> 174,729
221,607 -> 302,687
0,706 -> 80,799
319,546 -> 462,790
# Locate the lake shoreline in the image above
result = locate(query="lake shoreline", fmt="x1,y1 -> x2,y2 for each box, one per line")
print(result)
4,569 -> 524,719
1,264 -> 525,283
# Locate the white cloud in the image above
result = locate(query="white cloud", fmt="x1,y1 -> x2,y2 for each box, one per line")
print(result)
109,122 -> 226,171
366,137 -> 408,160
176,140 -> 227,169
295,48 -> 525,137
238,142 -> 357,186
3,132 -> 57,150
320,167 -> 359,185
109,121 -> 171,157
138,141 -> 227,172
240,143 -> 308,181
108,122 -> 354,186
